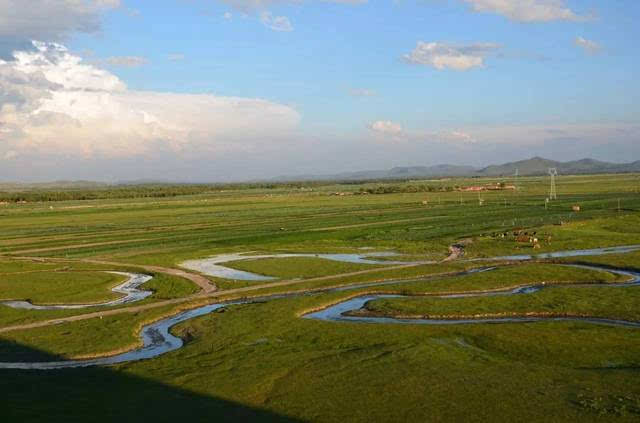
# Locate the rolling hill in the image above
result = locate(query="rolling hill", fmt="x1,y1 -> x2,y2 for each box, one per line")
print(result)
274,157 -> 640,182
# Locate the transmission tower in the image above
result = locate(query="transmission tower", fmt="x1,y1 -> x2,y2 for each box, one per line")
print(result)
548,168 -> 558,200
514,168 -> 519,192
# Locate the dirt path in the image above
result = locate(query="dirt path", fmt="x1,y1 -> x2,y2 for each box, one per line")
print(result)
5,256 -> 218,294
83,259 -> 217,293
0,258 -> 442,334
0,243 -> 465,334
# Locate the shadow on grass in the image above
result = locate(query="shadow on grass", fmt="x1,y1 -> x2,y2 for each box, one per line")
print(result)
0,339 -> 304,423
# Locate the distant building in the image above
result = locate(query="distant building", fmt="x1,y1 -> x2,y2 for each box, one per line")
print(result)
459,184 -> 516,192
461,186 -> 485,192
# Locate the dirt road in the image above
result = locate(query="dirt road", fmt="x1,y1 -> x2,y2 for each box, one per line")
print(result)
0,259 -> 441,334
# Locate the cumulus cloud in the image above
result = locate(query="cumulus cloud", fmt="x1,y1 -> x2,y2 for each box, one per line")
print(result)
0,0 -> 119,53
369,120 -> 403,135
463,0 -> 582,22
0,42 -> 300,160
219,0 -> 365,31
260,12 -> 293,31
368,120 -> 406,142
404,41 -> 500,71
574,37 -> 601,54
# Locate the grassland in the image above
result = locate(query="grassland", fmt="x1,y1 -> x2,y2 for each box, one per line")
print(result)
364,263 -> 628,294
1,173 -> 640,422
223,256 -> 385,279
361,284 -> 640,321
0,271 -> 126,304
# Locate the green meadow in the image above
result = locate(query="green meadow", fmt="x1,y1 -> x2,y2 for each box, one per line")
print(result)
1,173 -> 640,422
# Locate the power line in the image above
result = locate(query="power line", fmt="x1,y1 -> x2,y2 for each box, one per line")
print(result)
548,168 -> 558,200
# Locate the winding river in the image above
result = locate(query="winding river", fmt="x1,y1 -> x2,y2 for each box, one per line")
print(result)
2,245 -> 640,370
0,272 -> 153,310
180,252 -> 417,281
302,265 -> 640,327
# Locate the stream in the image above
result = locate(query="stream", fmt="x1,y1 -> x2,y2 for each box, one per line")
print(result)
180,252 -> 418,281
302,265 -> 640,327
0,272 -> 153,310
2,245 -> 639,369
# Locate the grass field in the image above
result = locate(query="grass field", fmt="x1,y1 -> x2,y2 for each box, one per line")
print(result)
1,173 -> 640,422
362,283 -> 640,321
0,271 -> 126,304
224,256 -> 385,279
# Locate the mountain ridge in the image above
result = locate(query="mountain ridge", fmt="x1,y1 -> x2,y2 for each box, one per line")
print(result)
273,157 -> 640,182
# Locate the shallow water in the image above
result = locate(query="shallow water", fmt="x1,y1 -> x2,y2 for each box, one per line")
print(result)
0,272 -> 153,310
0,302 -> 235,369
303,265 -> 640,327
180,252 -> 417,281
3,245 -> 640,369
482,245 -> 640,262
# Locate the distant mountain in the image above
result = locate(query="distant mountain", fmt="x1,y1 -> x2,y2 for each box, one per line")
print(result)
0,180 -> 109,191
274,157 -> 640,182
478,157 -> 640,176
273,164 -> 478,182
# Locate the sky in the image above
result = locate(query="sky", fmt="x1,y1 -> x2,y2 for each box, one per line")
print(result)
0,0 -> 639,182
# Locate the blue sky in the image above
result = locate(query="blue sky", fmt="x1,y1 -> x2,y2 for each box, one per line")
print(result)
1,0 -> 639,181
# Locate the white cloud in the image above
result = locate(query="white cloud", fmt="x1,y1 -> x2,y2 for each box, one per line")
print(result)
260,12 -> 293,31
13,41 -> 125,91
348,88 -> 376,97
219,1 -> 365,30
3,150 -> 17,159
427,123 -> 640,148
438,130 -> 477,144
404,41 -> 500,71
221,0 -> 365,10
369,120 -> 403,135
463,0 -> 582,22
574,37 -> 601,54
368,122 -> 478,145
0,0 -> 120,47
0,42 -> 300,160
101,56 -> 149,67
369,120 -> 405,141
